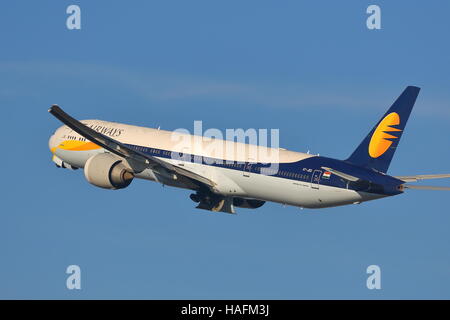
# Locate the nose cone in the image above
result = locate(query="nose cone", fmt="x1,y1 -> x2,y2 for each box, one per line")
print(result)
49,134 -> 57,153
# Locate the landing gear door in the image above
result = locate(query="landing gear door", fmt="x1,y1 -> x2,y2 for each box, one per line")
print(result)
311,170 -> 322,189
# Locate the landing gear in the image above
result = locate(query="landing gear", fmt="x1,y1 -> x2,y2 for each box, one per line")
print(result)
189,193 -> 200,203
189,191 -> 235,214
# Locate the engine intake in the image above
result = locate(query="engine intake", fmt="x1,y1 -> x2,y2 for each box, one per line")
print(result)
84,153 -> 134,190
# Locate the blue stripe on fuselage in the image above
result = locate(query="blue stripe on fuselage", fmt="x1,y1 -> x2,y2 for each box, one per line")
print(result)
124,143 -> 403,196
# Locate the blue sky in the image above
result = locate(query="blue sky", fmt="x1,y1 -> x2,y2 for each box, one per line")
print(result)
1,1 -> 450,299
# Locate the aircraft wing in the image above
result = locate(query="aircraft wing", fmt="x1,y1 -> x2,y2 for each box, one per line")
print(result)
395,174 -> 450,182
48,105 -> 216,189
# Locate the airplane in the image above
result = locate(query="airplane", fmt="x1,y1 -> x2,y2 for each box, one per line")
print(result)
48,86 -> 450,214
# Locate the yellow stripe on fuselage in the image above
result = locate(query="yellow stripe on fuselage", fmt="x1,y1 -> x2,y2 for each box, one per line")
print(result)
57,140 -> 102,152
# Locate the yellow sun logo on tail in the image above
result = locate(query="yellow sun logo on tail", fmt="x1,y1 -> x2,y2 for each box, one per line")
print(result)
368,112 -> 402,158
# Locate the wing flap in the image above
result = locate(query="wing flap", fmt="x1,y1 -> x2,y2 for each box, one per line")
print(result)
172,165 -> 216,187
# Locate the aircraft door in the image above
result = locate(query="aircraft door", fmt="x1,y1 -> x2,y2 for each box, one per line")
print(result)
311,170 -> 322,189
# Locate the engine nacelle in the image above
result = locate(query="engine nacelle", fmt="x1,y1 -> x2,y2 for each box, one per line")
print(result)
84,153 -> 134,190
232,197 -> 265,209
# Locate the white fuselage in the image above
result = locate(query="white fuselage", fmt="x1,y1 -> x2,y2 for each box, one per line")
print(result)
48,119 -> 385,209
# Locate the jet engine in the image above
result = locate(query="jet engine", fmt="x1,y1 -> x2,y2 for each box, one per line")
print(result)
84,153 -> 134,190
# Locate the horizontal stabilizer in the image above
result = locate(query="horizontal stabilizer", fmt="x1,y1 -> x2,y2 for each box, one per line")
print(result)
404,184 -> 450,191
396,174 -> 450,182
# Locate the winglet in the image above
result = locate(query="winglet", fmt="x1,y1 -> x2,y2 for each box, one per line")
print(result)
48,104 -> 59,113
